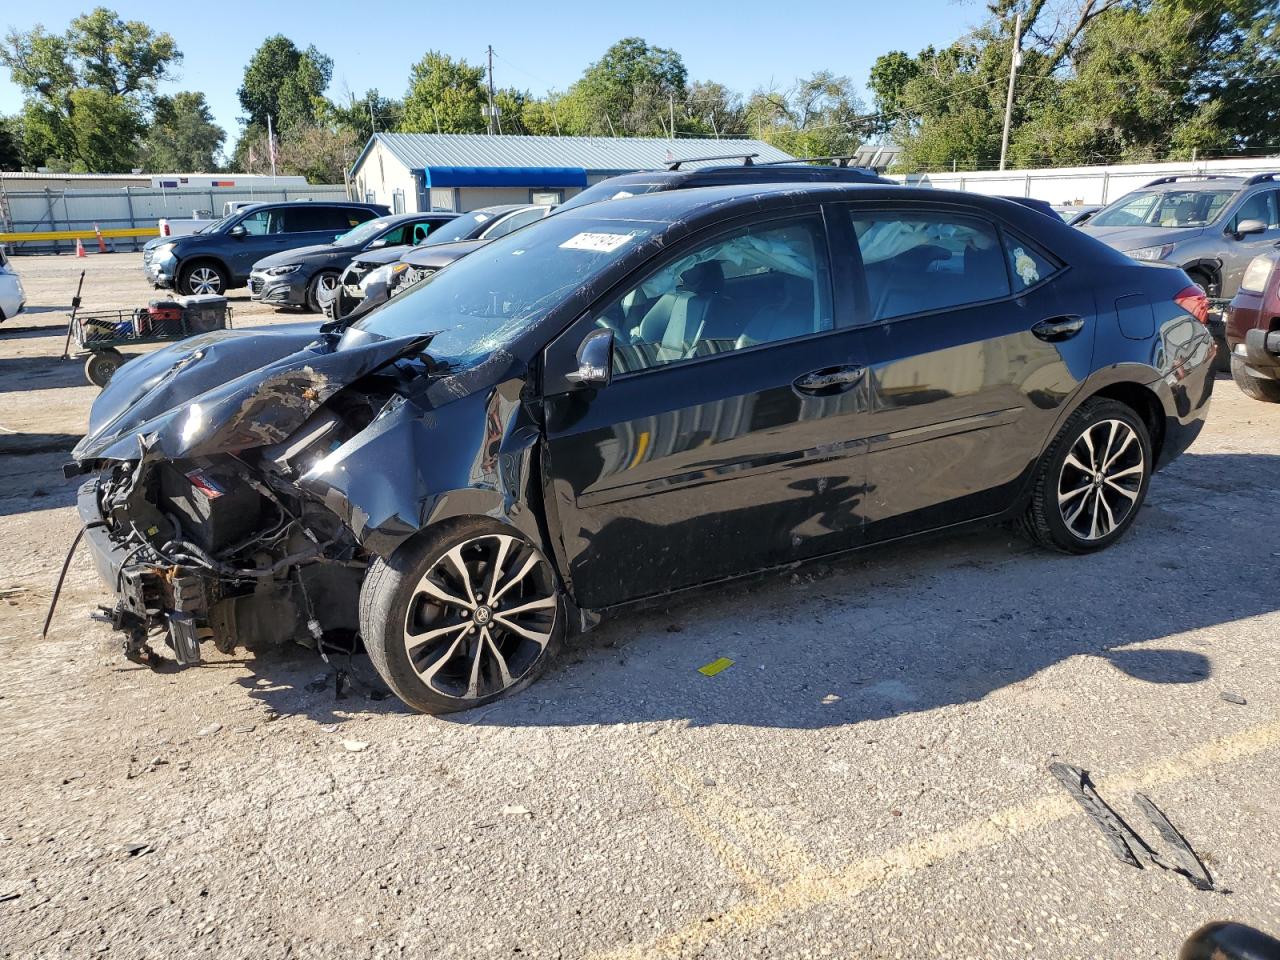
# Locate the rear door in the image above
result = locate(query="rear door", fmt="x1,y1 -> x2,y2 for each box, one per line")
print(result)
541,211 -> 872,608
839,203 -> 1094,542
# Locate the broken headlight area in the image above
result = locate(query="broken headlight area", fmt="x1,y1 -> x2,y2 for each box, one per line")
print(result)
80,389 -> 391,669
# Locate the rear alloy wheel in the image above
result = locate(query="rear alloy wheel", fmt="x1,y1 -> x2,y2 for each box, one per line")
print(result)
306,271 -> 340,313
1230,354 -> 1280,403
360,519 -> 564,713
1020,399 -> 1152,553
179,261 -> 227,296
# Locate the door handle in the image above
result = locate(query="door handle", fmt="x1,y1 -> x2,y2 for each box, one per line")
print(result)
793,364 -> 865,395
1031,315 -> 1085,342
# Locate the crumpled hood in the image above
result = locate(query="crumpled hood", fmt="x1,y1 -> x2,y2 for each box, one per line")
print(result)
73,323 -> 429,462
253,243 -> 349,270
1077,224 -> 1203,252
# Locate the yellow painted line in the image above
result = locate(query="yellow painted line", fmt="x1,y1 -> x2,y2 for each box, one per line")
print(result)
697,657 -> 734,677
0,226 -> 158,242
596,714 -> 1280,960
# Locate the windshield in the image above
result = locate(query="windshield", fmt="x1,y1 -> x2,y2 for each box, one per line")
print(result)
197,211 -> 239,235
418,210 -> 498,246
351,216 -> 656,366
1090,189 -> 1235,228
334,218 -> 393,246
555,180 -> 669,214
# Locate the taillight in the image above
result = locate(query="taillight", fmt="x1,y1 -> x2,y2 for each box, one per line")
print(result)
162,222 -> 170,236
1175,285 -> 1209,324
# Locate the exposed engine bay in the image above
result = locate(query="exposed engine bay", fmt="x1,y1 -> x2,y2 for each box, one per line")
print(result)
63,323 -> 450,669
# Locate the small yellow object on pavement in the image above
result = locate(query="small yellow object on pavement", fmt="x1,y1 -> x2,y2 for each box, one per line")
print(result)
698,657 -> 734,677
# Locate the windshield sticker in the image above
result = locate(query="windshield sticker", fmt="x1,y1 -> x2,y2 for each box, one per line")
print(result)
560,232 -> 636,253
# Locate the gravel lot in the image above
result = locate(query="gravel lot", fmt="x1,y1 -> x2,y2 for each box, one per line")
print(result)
1,252 -> 1277,959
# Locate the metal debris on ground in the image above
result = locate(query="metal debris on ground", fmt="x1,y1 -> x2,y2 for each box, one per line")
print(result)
1220,691 -> 1247,705
698,657 -> 734,677
1049,762 -> 1214,891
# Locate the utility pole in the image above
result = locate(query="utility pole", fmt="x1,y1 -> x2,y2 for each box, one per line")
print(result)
669,94 -> 676,140
999,10 -> 1022,172
368,95 -> 377,135
266,113 -> 277,179
486,45 -> 498,135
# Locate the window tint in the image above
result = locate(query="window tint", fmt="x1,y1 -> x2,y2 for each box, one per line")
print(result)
1231,190 -> 1279,231
601,217 -> 833,375
851,212 -> 1010,321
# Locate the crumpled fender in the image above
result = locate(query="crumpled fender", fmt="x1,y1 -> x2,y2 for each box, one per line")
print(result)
73,327 -> 430,462
298,368 -> 543,558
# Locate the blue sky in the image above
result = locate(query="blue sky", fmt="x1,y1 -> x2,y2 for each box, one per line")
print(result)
1,0 -> 981,148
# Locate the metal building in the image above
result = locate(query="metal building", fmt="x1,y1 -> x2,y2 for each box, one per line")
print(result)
349,133 -> 796,212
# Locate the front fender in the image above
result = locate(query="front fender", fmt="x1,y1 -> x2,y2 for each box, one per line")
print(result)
298,377 -> 546,558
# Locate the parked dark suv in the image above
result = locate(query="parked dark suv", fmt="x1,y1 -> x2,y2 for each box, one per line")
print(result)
70,184 -> 1214,713
142,200 -> 389,296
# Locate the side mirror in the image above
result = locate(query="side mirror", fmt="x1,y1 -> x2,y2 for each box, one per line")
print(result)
368,238 -> 387,248
229,224 -> 246,239
1234,218 -> 1266,239
566,329 -> 614,388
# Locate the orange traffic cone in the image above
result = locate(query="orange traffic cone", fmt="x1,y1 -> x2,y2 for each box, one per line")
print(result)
94,223 -> 107,253
75,237 -> 86,258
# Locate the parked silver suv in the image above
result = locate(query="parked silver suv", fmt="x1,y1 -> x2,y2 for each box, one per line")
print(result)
1080,172 -> 1280,363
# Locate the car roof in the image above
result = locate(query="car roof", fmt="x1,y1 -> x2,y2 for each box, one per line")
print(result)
375,211 -> 460,225
1140,175 -> 1248,192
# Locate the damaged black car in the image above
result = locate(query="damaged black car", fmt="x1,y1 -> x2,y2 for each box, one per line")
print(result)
66,183 -> 1215,713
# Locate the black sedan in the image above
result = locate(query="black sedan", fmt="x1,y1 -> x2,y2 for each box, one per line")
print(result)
67,182 -> 1214,713
248,212 -> 458,311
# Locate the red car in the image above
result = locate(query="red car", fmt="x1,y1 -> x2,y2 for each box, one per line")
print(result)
1226,251 -> 1280,402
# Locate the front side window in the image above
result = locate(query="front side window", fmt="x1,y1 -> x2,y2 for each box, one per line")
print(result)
600,217 -> 833,375
237,209 -> 281,236
1090,189 -> 1235,228
1230,190 -> 1279,232
851,212 -> 1010,321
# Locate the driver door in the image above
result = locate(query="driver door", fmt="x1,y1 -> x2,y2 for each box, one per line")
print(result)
540,212 -> 873,609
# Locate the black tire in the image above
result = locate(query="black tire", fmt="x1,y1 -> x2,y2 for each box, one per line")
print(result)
1230,354 -> 1280,403
1019,398 -> 1152,554
178,260 -> 228,296
84,349 -> 125,387
306,271 -> 340,313
359,518 -> 565,714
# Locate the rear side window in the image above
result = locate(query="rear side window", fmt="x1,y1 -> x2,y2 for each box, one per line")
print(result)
1003,233 -> 1059,291
849,212 -> 1010,321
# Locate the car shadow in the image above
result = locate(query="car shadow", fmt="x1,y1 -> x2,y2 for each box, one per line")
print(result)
217,452 -> 1272,730
0,355 -> 102,391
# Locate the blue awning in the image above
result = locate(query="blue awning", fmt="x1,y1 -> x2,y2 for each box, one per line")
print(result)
419,165 -> 588,188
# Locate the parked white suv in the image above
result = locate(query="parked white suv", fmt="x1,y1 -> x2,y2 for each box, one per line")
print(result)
0,247 -> 25,322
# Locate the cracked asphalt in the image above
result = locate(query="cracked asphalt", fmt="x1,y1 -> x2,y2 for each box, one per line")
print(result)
0,252 -> 1277,959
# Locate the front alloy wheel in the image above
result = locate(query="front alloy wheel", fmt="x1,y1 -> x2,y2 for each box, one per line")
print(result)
361,520 -> 564,713
1020,398 -> 1152,553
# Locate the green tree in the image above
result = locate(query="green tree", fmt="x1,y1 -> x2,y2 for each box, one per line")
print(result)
556,38 -> 689,136
142,91 -> 225,171
745,72 -> 868,156
399,51 -> 487,133
0,7 -> 180,171
0,115 -> 24,170
237,35 -> 332,132
332,88 -> 404,144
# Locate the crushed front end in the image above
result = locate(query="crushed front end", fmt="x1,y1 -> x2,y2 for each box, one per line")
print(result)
76,446 -> 367,666
64,325 -> 434,668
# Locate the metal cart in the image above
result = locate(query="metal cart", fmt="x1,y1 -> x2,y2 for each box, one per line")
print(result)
64,292 -> 232,387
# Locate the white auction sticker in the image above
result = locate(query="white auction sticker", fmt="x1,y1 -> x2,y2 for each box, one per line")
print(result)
559,232 -> 635,253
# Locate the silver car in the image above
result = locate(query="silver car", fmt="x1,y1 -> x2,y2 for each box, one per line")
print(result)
1080,173 -> 1280,302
